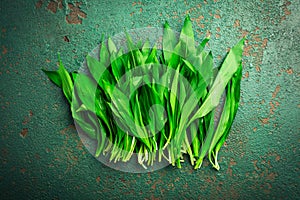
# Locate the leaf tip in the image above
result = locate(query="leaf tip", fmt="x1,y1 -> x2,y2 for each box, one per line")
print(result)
185,14 -> 191,21
164,21 -> 170,28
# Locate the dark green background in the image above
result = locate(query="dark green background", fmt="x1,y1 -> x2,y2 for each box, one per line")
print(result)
1,0 -> 299,199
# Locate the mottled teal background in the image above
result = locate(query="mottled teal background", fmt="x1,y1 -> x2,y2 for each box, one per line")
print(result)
0,0 -> 299,199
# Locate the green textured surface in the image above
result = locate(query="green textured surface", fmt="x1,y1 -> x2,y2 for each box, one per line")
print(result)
1,0 -> 299,199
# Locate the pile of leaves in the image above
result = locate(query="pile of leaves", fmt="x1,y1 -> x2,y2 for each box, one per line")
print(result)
43,15 -> 244,170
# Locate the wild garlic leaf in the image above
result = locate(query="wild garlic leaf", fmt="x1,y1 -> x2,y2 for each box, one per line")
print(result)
189,38 -> 245,123
42,69 -> 62,87
179,15 -> 196,59
57,54 -> 73,103
163,21 -> 177,64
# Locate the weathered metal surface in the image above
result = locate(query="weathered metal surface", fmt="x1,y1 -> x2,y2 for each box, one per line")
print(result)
0,0 -> 299,199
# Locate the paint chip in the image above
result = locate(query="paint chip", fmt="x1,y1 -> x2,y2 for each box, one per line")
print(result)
35,0 -> 43,9
286,68 -> 293,74
272,85 -> 280,98
66,3 -> 87,24
20,128 -> 28,138
47,1 -> 58,13
64,36 -> 70,42
96,176 -> 100,182
262,38 -> 268,48
214,14 -> 221,19
2,46 -> 7,55
234,19 -> 240,27
260,118 -> 269,125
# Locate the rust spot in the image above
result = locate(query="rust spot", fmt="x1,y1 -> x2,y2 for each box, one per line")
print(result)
286,68 -> 293,74
216,27 -> 220,32
243,43 -> 251,57
132,1 -> 142,6
2,46 -> 7,55
229,158 -> 237,166
2,28 -> 6,33
253,127 -> 257,132
255,66 -> 261,72
283,5 -> 291,15
215,33 -> 220,38
234,19 -> 240,27
20,128 -> 28,138
206,177 -> 213,183
47,1 -> 58,13
22,110 -> 33,125
35,0 -> 43,9
139,8 -> 143,12
244,71 -> 249,78
253,160 -> 259,170
151,179 -> 162,190
260,118 -> 269,125
265,172 -> 276,181
96,176 -> 100,183
20,168 -> 26,173
227,167 -> 233,176
214,14 -> 221,19
66,3 -> 87,24
46,0 -> 63,13
269,102 -> 274,114
275,155 -> 280,161
240,30 -> 249,38
253,34 -> 261,42
262,38 -> 268,48
64,36 -> 70,42
22,117 -> 29,125
130,12 -> 135,16
46,59 -> 51,63
281,0 -> 292,21
60,125 -> 75,135
272,85 -> 280,98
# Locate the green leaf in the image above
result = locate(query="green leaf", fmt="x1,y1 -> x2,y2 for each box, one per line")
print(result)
100,34 -> 110,67
179,15 -> 196,58
42,69 -> 62,87
182,58 -> 196,73
163,21 -> 177,64
194,109 -> 216,169
86,55 -> 107,85
57,54 -> 74,104
111,50 -> 125,82
210,63 -> 243,169
73,73 -> 97,112
197,36 -> 210,54
108,37 -> 117,54
189,38 -> 245,124
201,51 -> 214,86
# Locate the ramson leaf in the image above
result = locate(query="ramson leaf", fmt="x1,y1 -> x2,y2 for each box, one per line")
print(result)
189,38 -> 245,124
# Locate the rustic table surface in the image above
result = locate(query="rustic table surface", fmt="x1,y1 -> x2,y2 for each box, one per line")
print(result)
0,0 -> 299,199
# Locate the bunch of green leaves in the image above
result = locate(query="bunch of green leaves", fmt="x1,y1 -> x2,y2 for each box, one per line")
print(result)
43,15 -> 244,170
